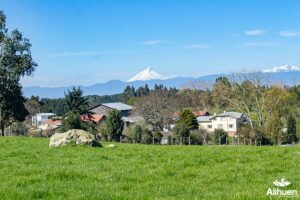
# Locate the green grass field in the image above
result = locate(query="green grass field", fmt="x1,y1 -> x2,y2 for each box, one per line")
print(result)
0,137 -> 300,199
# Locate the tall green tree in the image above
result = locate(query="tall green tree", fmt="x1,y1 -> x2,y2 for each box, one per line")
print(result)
105,110 -> 124,141
0,11 -> 37,136
64,87 -> 88,114
61,87 -> 89,131
179,109 -> 199,130
287,114 -> 297,143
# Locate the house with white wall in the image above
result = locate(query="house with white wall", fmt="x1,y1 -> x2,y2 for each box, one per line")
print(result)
197,111 -> 247,137
32,113 -> 56,127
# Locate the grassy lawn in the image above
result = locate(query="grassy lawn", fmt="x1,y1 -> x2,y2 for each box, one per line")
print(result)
0,137 -> 300,199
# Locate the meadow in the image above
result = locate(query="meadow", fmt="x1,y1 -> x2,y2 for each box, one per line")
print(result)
0,137 -> 300,199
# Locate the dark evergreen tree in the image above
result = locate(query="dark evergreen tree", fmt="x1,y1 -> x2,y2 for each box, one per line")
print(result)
179,109 -> 199,130
64,87 -> 88,114
106,110 -> 124,141
287,114 -> 297,143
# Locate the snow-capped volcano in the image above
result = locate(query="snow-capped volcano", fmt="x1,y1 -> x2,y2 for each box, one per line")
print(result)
262,65 -> 300,73
127,67 -> 166,82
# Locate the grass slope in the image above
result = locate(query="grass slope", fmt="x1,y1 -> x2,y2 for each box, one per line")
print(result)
0,137 -> 300,199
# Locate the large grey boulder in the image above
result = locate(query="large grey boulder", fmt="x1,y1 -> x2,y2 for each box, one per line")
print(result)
49,129 -> 102,148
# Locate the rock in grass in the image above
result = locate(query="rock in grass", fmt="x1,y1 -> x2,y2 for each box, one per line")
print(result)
106,144 -> 116,148
49,129 -> 102,148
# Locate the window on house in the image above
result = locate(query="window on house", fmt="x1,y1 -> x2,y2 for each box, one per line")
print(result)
218,124 -> 223,129
207,125 -> 212,129
229,124 -> 234,128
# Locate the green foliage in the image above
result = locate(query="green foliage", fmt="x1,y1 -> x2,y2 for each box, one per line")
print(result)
179,109 -> 198,130
287,114 -> 297,143
190,129 -> 209,145
40,98 -> 68,116
152,130 -> 163,144
134,125 -> 142,143
123,123 -> 153,144
213,129 -> 228,144
264,113 -> 284,145
60,112 -> 84,131
64,87 -> 88,114
105,110 -> 124,141
0,11 -> 37,135
10,122 -> 28,136
173,122 -> 190,138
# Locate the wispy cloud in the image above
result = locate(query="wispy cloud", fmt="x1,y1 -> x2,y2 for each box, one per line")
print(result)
244,41 -> 276,47
49,51 -> 126,57
280,30 -> 300,37
245,29 -> 266,36
140,40 -> 166,45
186,44 -> 211,49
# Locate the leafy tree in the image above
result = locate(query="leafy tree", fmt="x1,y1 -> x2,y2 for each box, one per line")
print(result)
106,110 -> 124,141
123,85 -> 136,102
287,114 -> 297,143
64,87 -> 88,114
173,122 -> 190,139
213,129 -> 228,145
134,125 -> 142,143
60,112 -> 83,131
264,112 -> 283,145
179,109 -> 199,130
190,129 -> 209,145
134,90 -> 174,131
25,96 -> 42,116
0,11 -> 37,135
122,123 -> 153,144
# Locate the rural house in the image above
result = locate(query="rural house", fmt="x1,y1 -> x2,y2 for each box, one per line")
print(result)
39,119 -> 62,130
87,102 -> 133,117
81,114 -> 106,125
32,113 -> 56,126
197,111 -> 247,137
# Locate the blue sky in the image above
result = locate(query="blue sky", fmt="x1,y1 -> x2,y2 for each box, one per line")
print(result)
2,0 -> 300,86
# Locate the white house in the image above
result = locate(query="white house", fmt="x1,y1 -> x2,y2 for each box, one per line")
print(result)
32,113 -> 56,127
197,111 -> 247,137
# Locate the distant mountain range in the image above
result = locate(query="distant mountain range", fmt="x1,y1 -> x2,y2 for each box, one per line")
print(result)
23,65 -> 300,98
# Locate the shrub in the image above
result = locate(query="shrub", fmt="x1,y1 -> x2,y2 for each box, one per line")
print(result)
123,122 -> 153,144
60,112 -> 84,132
190,129 -> 209,145
213,129 -> 228,145
106,110 -> 124,141
10,122 -> 28,136
152,130 -> 163,144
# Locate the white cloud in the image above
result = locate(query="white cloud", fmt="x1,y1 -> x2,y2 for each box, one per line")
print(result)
280,31 -> 300,37
186,44 -> 211,49
244,42 -> 276,47
141,40 -> 166,45
245,30 -> 266,36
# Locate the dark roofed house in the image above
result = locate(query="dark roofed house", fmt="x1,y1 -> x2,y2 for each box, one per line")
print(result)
88,102 -> 133,117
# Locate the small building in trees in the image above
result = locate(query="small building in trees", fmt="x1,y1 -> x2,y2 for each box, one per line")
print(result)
197,111 -> 247,137
39,119 -> 62,130
32,113 -> 56,126
87,102 -> 133,117
81,114 -> 106,125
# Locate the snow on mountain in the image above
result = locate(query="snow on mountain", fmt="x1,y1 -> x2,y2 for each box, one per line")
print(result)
262,65 -> 300,73
127,67 -> 166,82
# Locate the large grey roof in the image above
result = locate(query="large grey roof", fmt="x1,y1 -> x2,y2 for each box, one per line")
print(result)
213,111 -> 243,119
197,116 -> 213,122
122,116 -> 143,123
102,102 -> 133,111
